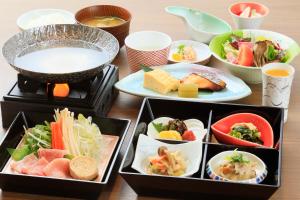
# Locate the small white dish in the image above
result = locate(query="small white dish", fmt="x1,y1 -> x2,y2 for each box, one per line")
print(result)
147,117 -> 207,141
131,134 -> 203,177
168,40 -> 212,65
17,9 -> 76,30
206,150 -> 267,184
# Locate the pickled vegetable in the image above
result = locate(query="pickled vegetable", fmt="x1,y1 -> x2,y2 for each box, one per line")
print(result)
178,83 -> 198,98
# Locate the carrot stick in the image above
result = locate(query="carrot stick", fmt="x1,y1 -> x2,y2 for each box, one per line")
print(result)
56,120 -> 64,150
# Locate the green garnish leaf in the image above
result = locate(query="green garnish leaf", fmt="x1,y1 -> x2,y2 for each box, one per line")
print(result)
140,64 -> 153,72
226,149 -> 249,164
177,44 -> 185,54
152,122 -> 168,133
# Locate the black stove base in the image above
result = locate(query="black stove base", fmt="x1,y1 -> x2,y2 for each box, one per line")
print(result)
1,65 -> 119,128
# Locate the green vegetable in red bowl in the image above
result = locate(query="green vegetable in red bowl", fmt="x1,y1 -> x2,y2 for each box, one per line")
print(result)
229,123 -> 263,145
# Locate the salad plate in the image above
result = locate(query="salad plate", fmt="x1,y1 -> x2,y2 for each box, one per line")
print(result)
209,29 -> 300,84
115,63 -> 251,102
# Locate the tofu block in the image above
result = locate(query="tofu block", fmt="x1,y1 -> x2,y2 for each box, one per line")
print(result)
143,69 -> 179,94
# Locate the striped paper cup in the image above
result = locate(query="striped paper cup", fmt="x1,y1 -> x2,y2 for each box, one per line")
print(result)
125,31 -> 172,72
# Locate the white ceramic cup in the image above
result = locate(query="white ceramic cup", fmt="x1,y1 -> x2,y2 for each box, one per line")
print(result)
125,31 -> 172,72
262,63 -> 295,122
229,2 -> 269,29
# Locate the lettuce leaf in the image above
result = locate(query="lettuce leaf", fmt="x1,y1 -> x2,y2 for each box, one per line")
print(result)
265,45 -> 278,61
284,42 -> 300,63
209,30 -> 243,59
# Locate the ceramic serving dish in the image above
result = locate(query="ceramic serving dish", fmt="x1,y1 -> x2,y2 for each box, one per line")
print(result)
211,113 -> 274,148
131,134 -> 203,177
2,24 -> 119,83
17,9 -> 75,30
168,40 -> 212,65
115,63 -> 252,102
206,150 -> 268,184
75,5 -> 131,48
165,6 -> 231,44
209,29 -> 300,84
229,2 -> 269,29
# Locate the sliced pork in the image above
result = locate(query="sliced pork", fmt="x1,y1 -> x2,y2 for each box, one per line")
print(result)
22,157 -> 49,176
11,154 -> 38,174
38,148 -> 67,162
43,158 -> 71,179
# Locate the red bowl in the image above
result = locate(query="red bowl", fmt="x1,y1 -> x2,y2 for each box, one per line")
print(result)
211,113 -> 274,148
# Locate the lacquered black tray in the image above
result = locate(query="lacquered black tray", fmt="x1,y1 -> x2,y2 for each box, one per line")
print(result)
119,98 -> 283,200
0,111 -> 130,198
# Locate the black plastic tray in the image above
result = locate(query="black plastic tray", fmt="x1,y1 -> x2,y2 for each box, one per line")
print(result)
0,111 -> 130,198
119,98 -> 283,200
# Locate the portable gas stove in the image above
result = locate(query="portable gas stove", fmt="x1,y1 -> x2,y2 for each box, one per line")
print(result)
1,64 -> 119,128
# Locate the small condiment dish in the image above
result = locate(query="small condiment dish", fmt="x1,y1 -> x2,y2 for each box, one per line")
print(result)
168,40 -> 212,65
75,5 -> 132,48
206,150 -> 268,184
17,9 -> 75,30
165,6 -> 231,44
131,134 -> 203,177
229,2 -> 269,29
211,113 -> 274,148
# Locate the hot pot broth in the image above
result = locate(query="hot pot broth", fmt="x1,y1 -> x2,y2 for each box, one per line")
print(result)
14,47 -> 109,74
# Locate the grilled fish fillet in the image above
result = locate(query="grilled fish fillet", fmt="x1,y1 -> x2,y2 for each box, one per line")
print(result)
180,73 -> 226,91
